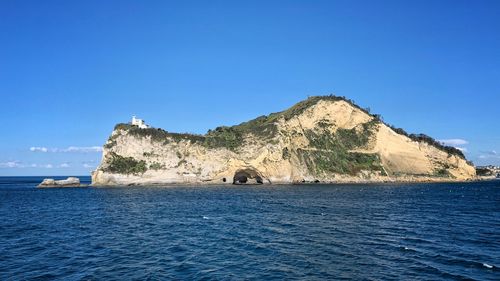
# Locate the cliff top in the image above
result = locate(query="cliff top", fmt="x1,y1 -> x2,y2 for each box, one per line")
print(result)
109,95 -> 466,160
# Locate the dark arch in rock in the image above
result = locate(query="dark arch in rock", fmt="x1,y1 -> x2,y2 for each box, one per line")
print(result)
233,168 -> 265,185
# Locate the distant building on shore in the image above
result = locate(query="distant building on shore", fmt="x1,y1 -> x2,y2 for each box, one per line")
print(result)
476,165 -> 500,177
131,115 -> 149,129
476,165 -> 500,170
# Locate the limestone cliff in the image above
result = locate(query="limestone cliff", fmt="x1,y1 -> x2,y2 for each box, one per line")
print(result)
92,96 -> 475,186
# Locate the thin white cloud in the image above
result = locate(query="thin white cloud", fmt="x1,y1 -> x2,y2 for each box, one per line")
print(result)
59,163 -> 70,168
455,147 -> 468,153
83,163 -> 94,168
30,147 -> 48,152
478,151 -> 500,160
0,162 -> 57,169
29,146 -> 102,153
0,161 -> 24,168
439,139 -> 469,146
59,146 -> 103,153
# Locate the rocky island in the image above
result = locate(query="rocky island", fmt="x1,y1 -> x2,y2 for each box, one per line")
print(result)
38,177 -> 82,188
92,96 -> 475,186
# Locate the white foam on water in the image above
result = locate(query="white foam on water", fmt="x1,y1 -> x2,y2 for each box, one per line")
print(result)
202,216 -> 210,220
483,263 -> 493,269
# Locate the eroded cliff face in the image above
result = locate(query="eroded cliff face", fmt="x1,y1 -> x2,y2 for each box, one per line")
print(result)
92,97 -> 476,186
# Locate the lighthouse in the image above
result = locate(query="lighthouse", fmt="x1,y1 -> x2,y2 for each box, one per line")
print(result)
131,115 -> 149,129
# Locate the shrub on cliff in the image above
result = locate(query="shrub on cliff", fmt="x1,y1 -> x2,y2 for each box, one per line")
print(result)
300,120 -> 384,175
114,123 -> 206,144
408,133 -> 465,159
204,126 -> 243,150
104,152 -> 147,175
386,125 -> 466,160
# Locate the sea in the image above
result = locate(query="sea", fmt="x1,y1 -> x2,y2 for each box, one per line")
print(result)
0,177 -> 498,280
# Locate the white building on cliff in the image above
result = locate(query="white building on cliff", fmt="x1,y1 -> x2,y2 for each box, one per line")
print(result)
131,115 -> 149,129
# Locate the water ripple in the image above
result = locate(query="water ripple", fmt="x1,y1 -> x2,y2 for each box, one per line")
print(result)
0,178 -> 499,280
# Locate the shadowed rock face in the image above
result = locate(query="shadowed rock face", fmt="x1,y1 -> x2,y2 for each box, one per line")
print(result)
92,96 -> 476,186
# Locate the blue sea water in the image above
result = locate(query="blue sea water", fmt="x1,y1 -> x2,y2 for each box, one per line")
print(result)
0,177 -> 499,280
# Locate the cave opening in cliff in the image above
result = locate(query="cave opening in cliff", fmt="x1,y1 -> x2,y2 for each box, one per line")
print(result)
233,169 -> 264,185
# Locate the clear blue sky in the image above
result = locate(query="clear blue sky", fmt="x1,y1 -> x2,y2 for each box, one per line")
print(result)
1,0 -> 499,176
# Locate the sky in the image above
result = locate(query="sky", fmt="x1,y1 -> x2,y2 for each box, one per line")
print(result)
0,0 -> 499,176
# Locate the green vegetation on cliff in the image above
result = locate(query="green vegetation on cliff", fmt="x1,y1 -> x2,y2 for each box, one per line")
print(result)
297,120 -> 385,175
111,120 -> 276,152
111,124 -> 205,145
297,149 -> 385,176
104,152 -> 147,175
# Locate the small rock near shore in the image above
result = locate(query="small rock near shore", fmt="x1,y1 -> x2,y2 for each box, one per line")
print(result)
37,177 -> 81,188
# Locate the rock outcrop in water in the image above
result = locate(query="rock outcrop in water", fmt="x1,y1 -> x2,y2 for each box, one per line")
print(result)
38,177 -> 82,188
92,96 -> 476,186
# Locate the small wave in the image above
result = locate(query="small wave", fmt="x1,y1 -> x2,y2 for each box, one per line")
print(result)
483,263 -> 493,269
202,216 -> 210,220
264,226 -> 286,234
398,246 -> 418,253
